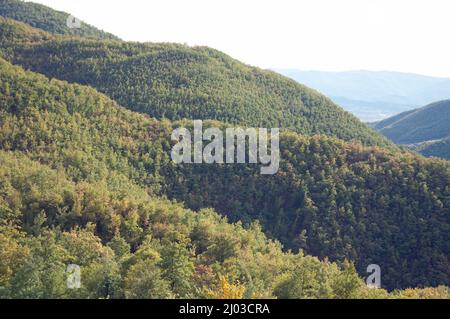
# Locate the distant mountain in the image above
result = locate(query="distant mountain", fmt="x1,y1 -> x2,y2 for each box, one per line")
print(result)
0,0 -> 119,40
275,69 -> 450,122
372,100 -> 450,159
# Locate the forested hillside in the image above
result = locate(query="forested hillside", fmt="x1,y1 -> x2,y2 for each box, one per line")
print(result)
410,136 -> 450,159
2,150 -> 447,299
373,100 -> 450,144
0,56 -> 422,299
0,2 -> 449,298
0,0 -> 119,40
0,17 -> 392,148
372,100 -> 450,159
0,57 -> 448,291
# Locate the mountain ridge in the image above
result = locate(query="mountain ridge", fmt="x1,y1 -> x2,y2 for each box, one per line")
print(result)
372,100 -> 450,159
373,99 -> 450,144
0,16 -> 393,149
0,0 -> 119,40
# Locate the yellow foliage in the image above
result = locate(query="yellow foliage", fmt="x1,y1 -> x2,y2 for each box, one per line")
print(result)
394,286 -> 450,299
207,275 -> 246,299
0,232 -> 30,286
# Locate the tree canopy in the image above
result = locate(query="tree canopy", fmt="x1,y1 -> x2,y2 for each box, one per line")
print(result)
0,58 -> 448,293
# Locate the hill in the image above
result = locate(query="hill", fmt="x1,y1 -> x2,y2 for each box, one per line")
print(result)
0,0 -> 119,40
408,137 -> 450,159
0,17 -> 392,148
275,69 -> 450,122
0,57 -> 449,291
373,100 -> 450,144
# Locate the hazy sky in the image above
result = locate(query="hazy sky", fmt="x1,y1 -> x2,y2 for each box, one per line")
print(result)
30,0 -> 450,77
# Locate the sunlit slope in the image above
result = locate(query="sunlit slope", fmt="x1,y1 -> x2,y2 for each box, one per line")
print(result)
0,0 -> 119,40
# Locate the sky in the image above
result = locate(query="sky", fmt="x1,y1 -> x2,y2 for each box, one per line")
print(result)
29,0 -> 450,77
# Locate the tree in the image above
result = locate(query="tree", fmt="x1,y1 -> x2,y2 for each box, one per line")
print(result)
159,233 -> 195,298
124,259 -> 172,299
9,231 -> 69,298
207,275 -> 245,299
332,260 -> 364,299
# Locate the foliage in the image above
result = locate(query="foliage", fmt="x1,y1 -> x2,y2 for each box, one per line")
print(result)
0,58 -> 448,292
0,7 -> 448,298
0,0 -> 118,40
207,275 -> 246,299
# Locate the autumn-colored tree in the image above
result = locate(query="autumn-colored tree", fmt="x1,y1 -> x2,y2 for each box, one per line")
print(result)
207,275 -> 246,299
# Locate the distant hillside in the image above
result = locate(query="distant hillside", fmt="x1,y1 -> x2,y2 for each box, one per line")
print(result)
275,69 -> 450,122
372,100 -> 450,159
373,100 -> 450,143
0,17 -> 392,148
409,137 -> 450,159
0,0 -> 119,40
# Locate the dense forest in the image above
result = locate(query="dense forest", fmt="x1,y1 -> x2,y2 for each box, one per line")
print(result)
0,57 -> 448,292
2,150 -> 448,299
0,0 -> 119,40
0,56 -> 430,299
0,17 -> 392,148
0,1 -> 449,299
